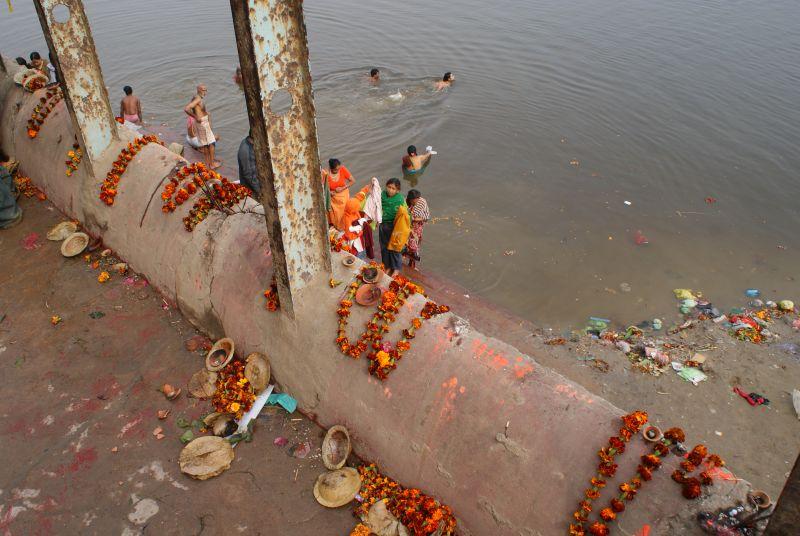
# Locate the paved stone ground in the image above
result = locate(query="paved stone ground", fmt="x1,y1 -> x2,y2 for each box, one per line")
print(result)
0,197 -> 355,535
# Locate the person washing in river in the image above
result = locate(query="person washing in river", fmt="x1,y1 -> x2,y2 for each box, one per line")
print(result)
322,158 -> 355,230
402,145 -> 435,174
120,86 -> 143,125
184,84 -> 221,169
404,189 -> 430,270
379,178 -> 410,277
369,68 -> 380,84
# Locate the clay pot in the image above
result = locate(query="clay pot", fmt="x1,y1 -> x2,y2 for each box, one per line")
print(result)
749,490 -> 772,509
206,338 -> 235,372
355,284 -> 382,307
362,267 -> 379,284
322,425 -> 351,470
342,255 -> 356,267
642,425 -> 663,442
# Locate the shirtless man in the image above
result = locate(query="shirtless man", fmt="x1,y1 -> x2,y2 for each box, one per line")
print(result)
369,68 -> 380,84
120,86 -> 143,124
434,72 -> 455,91
401,145 -> 434,173
184,84 -> 220,169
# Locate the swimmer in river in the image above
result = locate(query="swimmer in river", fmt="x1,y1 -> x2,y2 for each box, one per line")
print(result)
402,145 -> 434,174
434,71 -> 455,91
233,66 -> 242,86
369,68 -> 380,84
120,86 -> 143,125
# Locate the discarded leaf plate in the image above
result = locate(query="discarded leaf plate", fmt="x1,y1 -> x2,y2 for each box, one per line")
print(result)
244,353 -> 270,393
60,232 -> 89,257
313,468 -> 361,508
188,369 -> 218,399
322,425 -> 351,470
46,221 -> 77,241
179,436 -> 234,480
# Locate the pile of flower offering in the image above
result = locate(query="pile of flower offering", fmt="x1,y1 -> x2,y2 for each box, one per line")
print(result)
354,463 -> 457,536
211,359 -> 255,419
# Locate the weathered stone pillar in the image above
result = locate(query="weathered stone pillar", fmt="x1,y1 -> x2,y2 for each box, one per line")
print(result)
229,0 -> 332,317
33,0 -> 118,175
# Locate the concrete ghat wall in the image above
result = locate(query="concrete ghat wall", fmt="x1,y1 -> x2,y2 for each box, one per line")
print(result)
0,71 -> 729,535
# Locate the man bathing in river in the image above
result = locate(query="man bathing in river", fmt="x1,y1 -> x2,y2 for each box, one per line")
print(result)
402,145 -> 434,174
120,86 -> 143,125
184,84 -> 221,169
369,68 -> 380,84
434,72 -> 455,91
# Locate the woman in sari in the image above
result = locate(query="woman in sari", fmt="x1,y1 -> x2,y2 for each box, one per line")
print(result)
379,178 -> 410,277
322,158 -> 354,230
404,189 -> 430,270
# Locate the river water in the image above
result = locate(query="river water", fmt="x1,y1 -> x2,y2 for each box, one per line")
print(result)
3,0 -> 800,328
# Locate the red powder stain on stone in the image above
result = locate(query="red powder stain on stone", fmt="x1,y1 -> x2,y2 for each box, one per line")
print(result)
72,397 -> 102,415
91,374 -> 121,400
554,383 -> 595,404
490,354 -> 510,369
513,362 -> 535,380
137,325 -> 159,343
20,232 -> 42,250
3,417 -> 31,437
55,447 -> 98,476
438,377 -> 460,421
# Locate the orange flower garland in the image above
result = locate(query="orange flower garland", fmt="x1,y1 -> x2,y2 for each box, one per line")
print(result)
99,134 -> 163,205
160,163 -> 251,231
211,359 -> 255,419
335,265 -> 449,380
27,87 -> 62,139
570,410 -> 648,536
355,463 -> 456,536
65,143 -> 82,176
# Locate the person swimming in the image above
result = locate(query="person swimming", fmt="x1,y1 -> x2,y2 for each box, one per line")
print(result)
402,145 -> 434,174
434,72 -> 455,91
369,68 -> 380,84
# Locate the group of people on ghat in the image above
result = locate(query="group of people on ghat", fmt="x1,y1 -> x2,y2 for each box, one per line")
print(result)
322,152 -> 433,276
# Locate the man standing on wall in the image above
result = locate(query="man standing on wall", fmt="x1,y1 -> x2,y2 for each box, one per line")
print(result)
184,84 -> 221,169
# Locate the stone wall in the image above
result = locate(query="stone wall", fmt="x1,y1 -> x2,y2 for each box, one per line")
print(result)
0,64 -> 742,535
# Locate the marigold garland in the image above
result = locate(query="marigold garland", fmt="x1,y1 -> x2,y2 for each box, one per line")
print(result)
99,134 -> 163,205
211,359 -> 255,419
65,143 -> 82,176
569,411 -> 647,536
355,463 -> 456,535
335,265 -> 449,380
160,163 -> 251,231
27,87 -> 62,139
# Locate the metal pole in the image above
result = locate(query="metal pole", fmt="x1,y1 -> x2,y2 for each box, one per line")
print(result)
229,0 -> 332,317
764,453 -> 800,533
33,0 -> 117,175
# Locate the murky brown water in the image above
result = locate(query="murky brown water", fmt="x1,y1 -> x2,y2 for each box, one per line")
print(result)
3,0 -> 800,328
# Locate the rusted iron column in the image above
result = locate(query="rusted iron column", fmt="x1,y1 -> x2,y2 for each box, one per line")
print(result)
230,0 -> 331,317
33,0 -> 117,174
764,453 -> 800,533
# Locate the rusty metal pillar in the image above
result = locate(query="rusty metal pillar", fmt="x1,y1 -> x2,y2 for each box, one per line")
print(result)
33,0 -> 117,174
230,0 -> 331,317
764,453 -> 800,533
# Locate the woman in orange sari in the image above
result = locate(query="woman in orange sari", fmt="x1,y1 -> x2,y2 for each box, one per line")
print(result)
322,158 -> 355,230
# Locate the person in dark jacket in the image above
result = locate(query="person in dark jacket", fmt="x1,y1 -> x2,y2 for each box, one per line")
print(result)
237,130 -> 259,198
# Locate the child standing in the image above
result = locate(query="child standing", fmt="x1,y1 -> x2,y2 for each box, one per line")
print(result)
404,189 -> 430,270
379,178 -> 410,277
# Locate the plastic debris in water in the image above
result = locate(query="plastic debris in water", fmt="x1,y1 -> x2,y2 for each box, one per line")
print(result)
633,230 -> 649,245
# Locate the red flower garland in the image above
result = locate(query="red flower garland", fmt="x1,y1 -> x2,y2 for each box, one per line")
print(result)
569,411 -> 648,536
670,444 -> 724,499
100,134 -> 163,205
263,279 -> 279,312
65,143 -> 82,176
27,87 -> 62,139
